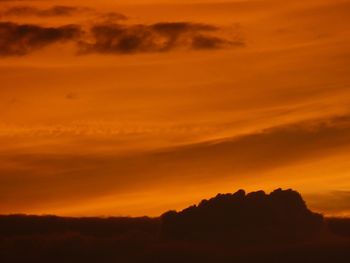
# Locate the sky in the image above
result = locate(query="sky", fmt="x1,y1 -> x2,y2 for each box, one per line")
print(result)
0,0 -> 350,217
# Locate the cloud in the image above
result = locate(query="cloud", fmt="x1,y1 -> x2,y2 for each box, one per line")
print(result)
0,5 -> 127,21
1,5 -> 85,17
79,22 -> 242,54
161,189 -> 323,242
0,21 -> 82,56
97,12 -> 128,23
0,20 -> 242,56
191,35 -> 242,49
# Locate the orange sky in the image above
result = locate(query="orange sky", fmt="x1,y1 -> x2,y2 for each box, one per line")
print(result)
0,0 -> 350,217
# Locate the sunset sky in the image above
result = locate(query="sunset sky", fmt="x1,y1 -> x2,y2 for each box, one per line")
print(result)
0,0 -> 350,217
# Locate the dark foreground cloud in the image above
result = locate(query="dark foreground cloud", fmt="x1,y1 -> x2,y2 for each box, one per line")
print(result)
0,22 -> 82,56
0,191 -> 350,263
79,22 -> 243,54
161,189 -> 323,242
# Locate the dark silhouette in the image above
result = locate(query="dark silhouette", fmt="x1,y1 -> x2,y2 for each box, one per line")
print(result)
161,189 -> 323,242
327,217 -> 350,238
0,215 -> 158,238
0,188 -> 349,263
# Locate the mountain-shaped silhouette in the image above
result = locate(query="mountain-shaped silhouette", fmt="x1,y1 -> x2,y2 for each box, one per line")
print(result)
161,188 -> 323,242
1,189 -> 350,263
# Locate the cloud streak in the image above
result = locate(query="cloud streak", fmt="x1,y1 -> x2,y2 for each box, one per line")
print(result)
1,115 -> 350,214
80,22 -> 241,54
306,191 -> 350,216
0,20 -> 242,56
1,5 -> 85,17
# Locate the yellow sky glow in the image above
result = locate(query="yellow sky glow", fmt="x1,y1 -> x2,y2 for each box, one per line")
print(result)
0,0 -> 350,217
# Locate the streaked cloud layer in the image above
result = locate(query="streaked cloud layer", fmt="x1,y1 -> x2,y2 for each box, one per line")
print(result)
0,0 -> 349,216
0,21 -> 239,56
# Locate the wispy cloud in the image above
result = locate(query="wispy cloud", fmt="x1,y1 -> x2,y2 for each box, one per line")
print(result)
80,22 -> 242,55
306,191 -> 350,216
1,5 -> 87,17
1,115 -> 350,214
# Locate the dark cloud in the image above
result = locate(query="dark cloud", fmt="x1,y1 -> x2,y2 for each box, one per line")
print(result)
0,215 -> 157,238
79,22 -> 241,54
0,20 -> 240,56
192,34 -> 244,49
1,206 -> 349,263
161,189 -> 323,242
0,21 -> 82,56
1,6 -> 85,17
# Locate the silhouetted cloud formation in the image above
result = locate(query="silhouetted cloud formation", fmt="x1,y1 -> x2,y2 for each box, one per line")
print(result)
0,215 -> 158,237
0,22 -> 81,56
80,22 -> 241,54
1,189 -> 350,263
328,217 -> 350,238
161,189 -> 323,242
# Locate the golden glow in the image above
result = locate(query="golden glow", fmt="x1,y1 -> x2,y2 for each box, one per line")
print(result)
0,0 -> 350,217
